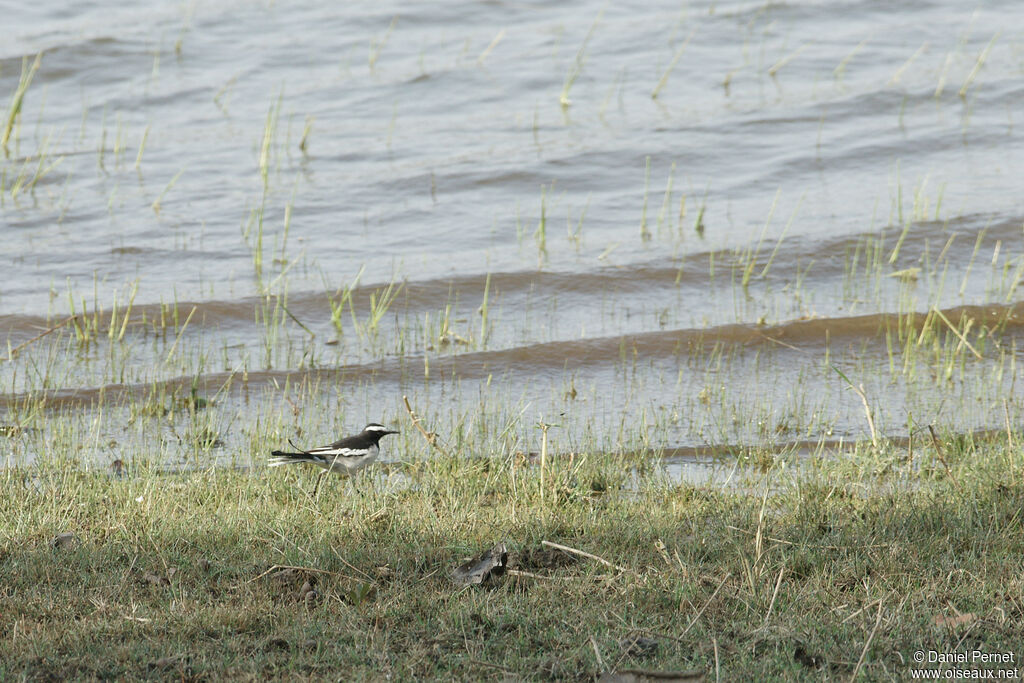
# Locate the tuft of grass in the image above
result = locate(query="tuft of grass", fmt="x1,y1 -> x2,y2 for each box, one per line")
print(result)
298,116 -> 313,153
651,29 -> 695,98
639,156 -> 651,241
2,53 -> 42,153
534,183 -> 551,265
476,29 -> 506,65
478,272 -> 492,349
150,167 -> 185,214
328,266 -> 365,338
365,278 -> 404,338
767,44 -> 807,78
368,17 -> 397,71
959,32 -> 999,99
559,8 -> 604,108
134,124 -> 150,171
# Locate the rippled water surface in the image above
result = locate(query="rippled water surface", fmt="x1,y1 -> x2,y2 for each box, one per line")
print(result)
3,1 -> 1024,469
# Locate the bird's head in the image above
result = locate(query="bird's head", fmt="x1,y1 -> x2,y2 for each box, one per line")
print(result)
363,423 -> 399,438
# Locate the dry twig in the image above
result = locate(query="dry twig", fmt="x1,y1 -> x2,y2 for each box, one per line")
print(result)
5,314 -> 78,361
402,395 -> 450,457
542,540 -> 631,574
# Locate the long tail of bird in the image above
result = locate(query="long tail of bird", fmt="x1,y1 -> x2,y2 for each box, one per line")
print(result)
268,450 -> 322,467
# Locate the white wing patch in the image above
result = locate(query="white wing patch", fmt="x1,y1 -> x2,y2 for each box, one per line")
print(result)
309,447 -> 366,458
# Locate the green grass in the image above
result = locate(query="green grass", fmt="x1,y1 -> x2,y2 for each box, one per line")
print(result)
1,430 -> 1022,680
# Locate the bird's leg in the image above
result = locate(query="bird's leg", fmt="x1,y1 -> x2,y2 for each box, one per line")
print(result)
312,469 -> 328,500
313,453 -> 344,501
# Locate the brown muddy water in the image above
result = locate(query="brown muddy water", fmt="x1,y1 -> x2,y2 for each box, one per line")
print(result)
2,1 -> 1024,476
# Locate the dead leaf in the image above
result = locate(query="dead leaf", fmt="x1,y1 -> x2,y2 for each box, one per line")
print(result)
52,532 -> 78,550
933,612 -> 977,628
452,543 -> 508,586
598,670 -> 705,683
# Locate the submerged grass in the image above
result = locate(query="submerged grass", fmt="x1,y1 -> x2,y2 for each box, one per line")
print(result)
1,432 -> 1022,680
2,53 -> 42,152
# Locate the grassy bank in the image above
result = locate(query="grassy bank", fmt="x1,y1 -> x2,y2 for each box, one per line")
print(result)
2,430 -> 1022,681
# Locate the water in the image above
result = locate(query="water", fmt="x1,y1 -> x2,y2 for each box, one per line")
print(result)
3,1 -> 1024,470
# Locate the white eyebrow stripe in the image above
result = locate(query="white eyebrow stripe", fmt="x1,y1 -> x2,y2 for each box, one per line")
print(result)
364,424 -> 388,431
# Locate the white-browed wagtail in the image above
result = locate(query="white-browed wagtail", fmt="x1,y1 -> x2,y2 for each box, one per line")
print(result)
268,423 -> 399,475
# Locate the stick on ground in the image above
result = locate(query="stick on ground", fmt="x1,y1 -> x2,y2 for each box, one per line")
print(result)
541,540 -> 631,574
